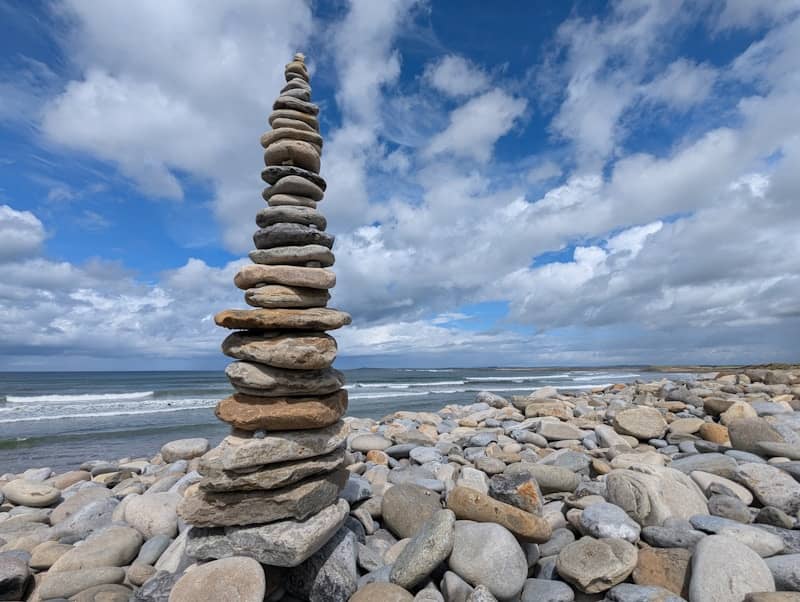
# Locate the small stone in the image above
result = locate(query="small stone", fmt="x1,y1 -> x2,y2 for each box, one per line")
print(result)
556,536 -> 638,594
641,526 -> 705,549
447,486 -> 552,543
537,422 -> 586,441
124,493 -> 181,539
606,583 -> 685,602
351,434 -> 393,452
488,471 -> 543,514
215,307 -> 351,331
178,469 -> 347,527
39,567 -> 126,600
507,463 -> 580,494
382,484 -> 442,539
49,487 -> 112,524
273,96 -> 319,116
764,554 -> 800,591
1,479 -> 60,507
448,521 -> 528,600
49,526 -> 143,571
351,582 -> 414,602
633,546 -> 692,598
707,494 -> 751,523
467,585 -> 498,601
135,534 -> 173,566
613,407 -> 667,440
262,174 -> 324,201
254,222 -> 334,249
264,139 -> 320,173
286,527 -> 358,602
579,502 -> 641,542
690,515 -> 785,557
689,470 -> 753,504
224,362 -> 343,396
169,557 -> 266,602
132,570 -> 182,602
127,562 -> 157,587
260,126 -> 321,149
249,244 -> 334,267
261,164 -> 326,189
215,390 -> 347,431
222,331 -> 337,370
30,541 -> 72,570
160,438 -> 209,463
735,462 -> 800,514
757,442 -> 800,460
391,510 -> 455,590
520,578 -> 575,602
689,535 -> 775,601
699,423 -> 730,445
342,474 -> 372,504
0,555 -> 30,600
755,507 -> 796,529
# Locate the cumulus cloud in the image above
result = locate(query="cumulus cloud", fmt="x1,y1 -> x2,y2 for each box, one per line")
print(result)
424,54 -> 490,98
0,205 -> 46,262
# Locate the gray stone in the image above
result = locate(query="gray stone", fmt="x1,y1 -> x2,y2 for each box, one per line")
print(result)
286,526 -> 358,602
186,498 -> 349,567
254,222 -> 334,249
49,526 -> 142,572
222,331 -> 337,370
135,534 -> 172,566
707,493 -> 751,523
640,526 -> 705,548
351,434 -> 393,452
1,479 -> 60,507
735,462 -> 800,514
613,407 -> 667,440
225,362 -> 343,396
520,578 -> 575,602
448,521 -> 527,600
131,570 -> 181,602
262,173 -> 324,201
606,583 -> 686,602
70,583 -> 132,601
467,585 -> 498,601
670,453 -> 739,479
351,583 -> 415,601
764,554 -> 800,591
0,555 -> 30,601
755,507 -> 796,529
124,492 -> 180,538
342,474 -> 372,504
556,536 -> 637,594
382,484 -> 442,539
506,463 -> 580,494
539,528 -> 575,557
390,510 -> 455,590
160,438 -> 209,463
49,487 -> 112,524
39,567 -> 126,600
758,442 -> 800,460
488,472 -> 543,514
256,205 -> 326,229
537,422 -> 586,441
689,535 -> 775,601
154,528 -> 192,573
728,418 -> 784,454
52,497 -> 118,540
261,164 -> 326,189
169,557 -> 266,602
689,515 -> 784,557
249,244 -> 334,267
245,284 -> 330,308
579,502 -> 641,542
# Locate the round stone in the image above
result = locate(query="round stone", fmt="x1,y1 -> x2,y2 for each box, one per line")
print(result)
264,139 -> 320,173
255,206 -> 326,230
225,362 -> 343,397
222,331 -> 337,370
123,492 -> 181,539
382,484 -> 442,539
271,117 -> 316,133
234,264 -> 335,290
50,526 -> 143,571
160,438 -> 209,463
448,521 -> 528,600
168,557 -> 266,602
254,223 -> 334,249
214,307 -> 352,331
215,390 -> 348,431
262,174 -> 324,201
2,479 -> 60,507
390,509 -> 456,590
556,537 -> 638,593
579,502 -> 641,542
613,407 -> 667,440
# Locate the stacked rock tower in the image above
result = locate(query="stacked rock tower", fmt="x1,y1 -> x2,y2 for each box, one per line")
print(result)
178,53 -> 353,567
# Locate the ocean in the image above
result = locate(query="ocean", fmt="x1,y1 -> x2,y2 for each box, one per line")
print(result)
0,367 -> 690,473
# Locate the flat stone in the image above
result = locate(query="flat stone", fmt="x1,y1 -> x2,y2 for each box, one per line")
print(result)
178,469 -> 347,527
641,526 -> 706,548
390,509 -> 455,590
447,486 -> 551,543
2,479 -> 60,507
382,484 -> 442,539
613,407 -> 667,440
39,567 -> 126,600
215,307 -> 351,331
351,434 -> 393,452
261,164 -> 325,189
267,109 -> 319,132
758,441 -> 800,460
606,583 -> 685,602
707,493 -> 752,523
699,422 -> 731,445
123,492 -> 181,539
669,417 -> 705,435
131,570 -> 181,602
49,526 -> 141,572
605,465 -> 709,526
262,174 -> 324,201
728,418 -> 785,454
765,554 -> 800,591
215,389 -> 347,431
260,126 -> 321,149
448,521 -> 527,600
169,557 -> 265,602
537,422 -> 586,441
286,526 -> 358,602
351,582 -> 414,602
254,222 -> 334,249
506,463 -> 580,494
735,462 -> 800,514
0,555 -> 30,600
670,453 -> 739,479
161,438 -> 209,463
71,583 -> 132,601
256,207 -> 326,232
245,284 -> 329,309
690,535 -> 775,601
488,471 -> 543,514
690,470 -> 754,504
234,264 -> 335,290
222,331 -> 337,370
579,502 -> 641,542
755,506 -> 796,529
273,96 -> 319,115
50,487 -> 112,524
135,534 -> 172,566
249,244 -> 333,267
633,546 -> 691,598
556,536 -> 637,594
690,515 -> 785,557
217,420 -> 348,470
186,498 -> 348,567
744,594 -> 800,602
30,541 -> 72,570
265,193 -> 319,209
52,497 -> 118,540
520,578 -> 575,602
225,362 -> 343,397
201,448 -> 344,492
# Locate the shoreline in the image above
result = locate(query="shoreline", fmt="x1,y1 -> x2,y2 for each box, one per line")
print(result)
0,367 -> 797,600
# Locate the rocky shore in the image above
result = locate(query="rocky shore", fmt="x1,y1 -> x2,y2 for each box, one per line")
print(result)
0,368 -> 798,601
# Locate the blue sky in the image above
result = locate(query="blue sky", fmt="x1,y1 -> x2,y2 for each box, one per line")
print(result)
0,0 -> 799,370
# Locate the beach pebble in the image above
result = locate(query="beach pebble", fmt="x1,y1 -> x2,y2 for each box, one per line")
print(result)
351,582 -> 413,601
2,479 -> 60,507
382,484 -> 442,539
169,557 -> 266,602
520,578 -> 575,601
50,526 -> 143,571
613,407 -> 667,440
0,555 -> 30,600
764,554 -> 800,591
351,434 -> 393,452
39,567 -> 126,600
556,536 -> 637,593
124,492 -> 181,538
606,583 -> 685,602
735,463 -> 800,515
390,510 -> 455,590
29,541 -> 72,570
689,534 -> 775,601
447,486 -> 551,542
286,527 -> 358,602
579,502 -> 641,542
632,546 -> 691,598
488,471 -> 543,514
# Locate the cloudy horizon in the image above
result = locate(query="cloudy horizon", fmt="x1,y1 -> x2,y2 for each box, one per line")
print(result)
1,0 -> 799,370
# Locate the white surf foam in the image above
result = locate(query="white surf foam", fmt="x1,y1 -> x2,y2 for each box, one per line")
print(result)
5,391 -> 155,403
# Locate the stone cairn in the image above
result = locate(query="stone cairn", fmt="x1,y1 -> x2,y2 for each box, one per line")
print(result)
178,53 -> 353,569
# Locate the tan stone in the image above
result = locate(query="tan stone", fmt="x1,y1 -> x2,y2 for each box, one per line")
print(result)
446,486 -> 552,543
225,362 -> 343,397
255,206 -> 326,230
366,450 -> 390,465
50,470 -> 91,490
215,308 -> 351,331
234,264 -> 335,290
271,117 -> 316,133
699,422 -> 730,445
245,285 -> 330,309
268,109 -> 318,130
260,127 -> 323,150
178,469 -> 348,527
261,174 -> 324,201
613,407 -> 667,440
633,546 -> 691,597
720,401 -> 758,425
222,331 -> 337,369
351,583 -> 413,602
215,389 -> 347,431
668,417 -> 705,435
249,244 -> 333,267
264,139 -> 320,173
169,557 -> 266,602
265,193 -> 317,208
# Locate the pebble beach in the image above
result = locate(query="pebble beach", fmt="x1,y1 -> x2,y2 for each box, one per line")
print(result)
1,367 -> 799,601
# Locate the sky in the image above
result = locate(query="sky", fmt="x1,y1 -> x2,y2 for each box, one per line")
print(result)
0,0 -> 799,370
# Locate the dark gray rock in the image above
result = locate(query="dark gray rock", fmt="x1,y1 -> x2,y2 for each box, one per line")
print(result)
286,526 -> 358,602
0,555 -> 30,601
641,526 -> 705,549
488,472 -> 543,514
390,510 -> 455,590
135,534 -> 173,566
755,507 -> 796,529
765,554 -> 800,591
132,570 -> 183,602
707,494 -> 752,523
579,502 -> 641,542
261,165 -> 326,189
606,583 -> 686,601
254,223 -> 334,250
520,578 -> 575,601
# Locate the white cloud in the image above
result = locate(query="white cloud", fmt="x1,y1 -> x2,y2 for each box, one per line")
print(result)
425,89 -> 527,162
0,205 -> 46,262
643,58 -> 717,108
424,54 -> 490,98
